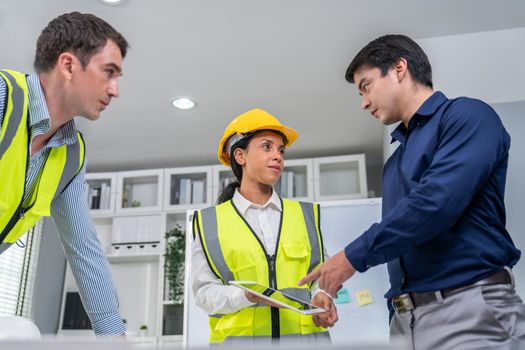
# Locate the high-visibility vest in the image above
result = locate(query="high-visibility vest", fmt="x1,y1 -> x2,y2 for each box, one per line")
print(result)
194,198 -> 329,344
0,70 -> 85,253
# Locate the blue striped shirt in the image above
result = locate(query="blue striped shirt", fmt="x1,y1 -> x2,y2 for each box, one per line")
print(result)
0,73 -> 125,337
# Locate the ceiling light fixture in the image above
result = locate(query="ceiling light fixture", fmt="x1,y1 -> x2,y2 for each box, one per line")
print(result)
171,97 -> 196,110
100,0 -> 124,5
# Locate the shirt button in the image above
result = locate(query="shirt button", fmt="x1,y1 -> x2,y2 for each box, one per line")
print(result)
401,277 -> 406,284
366,264 -> 372,269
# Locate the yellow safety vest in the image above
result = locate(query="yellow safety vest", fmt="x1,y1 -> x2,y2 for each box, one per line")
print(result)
194,198 -> 329,344
0,70 -> 85,253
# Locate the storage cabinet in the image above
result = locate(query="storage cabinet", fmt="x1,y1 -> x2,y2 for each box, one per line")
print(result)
211,164 -> 236,204
164,166 -> 212,211
273,158 -> 314,201
314,154 -> 367,201
60,153 -> 367,346
116,169 -> 164,214
85,172 -> 116,217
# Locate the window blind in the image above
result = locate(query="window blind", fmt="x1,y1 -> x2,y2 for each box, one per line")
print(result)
0,220 -> 43,318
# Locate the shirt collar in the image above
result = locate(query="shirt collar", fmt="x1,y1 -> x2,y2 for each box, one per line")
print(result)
390,91 -> 448,144
27,73 -> 78,145
232,188 -> 282,215
414,91 -> 448,117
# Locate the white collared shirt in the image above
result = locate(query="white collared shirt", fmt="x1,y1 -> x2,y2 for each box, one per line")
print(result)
192,189 -> 327,315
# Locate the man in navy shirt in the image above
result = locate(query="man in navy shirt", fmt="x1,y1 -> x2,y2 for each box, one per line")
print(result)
300,34 -> 525,348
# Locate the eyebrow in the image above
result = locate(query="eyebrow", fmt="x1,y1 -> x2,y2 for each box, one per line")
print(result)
260,138 -> 285,147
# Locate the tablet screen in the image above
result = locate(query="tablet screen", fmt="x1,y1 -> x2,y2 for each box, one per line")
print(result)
229,280 -> 326,315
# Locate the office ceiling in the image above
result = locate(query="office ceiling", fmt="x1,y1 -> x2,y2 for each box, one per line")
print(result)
2,0 -> 525,172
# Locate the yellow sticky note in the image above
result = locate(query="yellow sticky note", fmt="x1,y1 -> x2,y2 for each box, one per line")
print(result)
355,289 -> 374,306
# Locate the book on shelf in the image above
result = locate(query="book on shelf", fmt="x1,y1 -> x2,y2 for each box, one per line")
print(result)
100,182 -> 110,209
192,180 -> 205,204
286,171 -> 294,198
171,179 -> 179,205
90,187 -> 101,209
179,178 -> 192,205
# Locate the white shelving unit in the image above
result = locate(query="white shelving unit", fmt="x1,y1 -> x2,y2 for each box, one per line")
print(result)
314,154 -> 368,201
164,166 -> 212,211
274,158 -> 314,201
116,169 -> 164,215
85,172 -> 117,217
211,164 -> 236,204
59,153 -> 367,347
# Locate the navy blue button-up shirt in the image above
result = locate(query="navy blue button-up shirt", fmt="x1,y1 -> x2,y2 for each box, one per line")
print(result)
345,91 -> 521,305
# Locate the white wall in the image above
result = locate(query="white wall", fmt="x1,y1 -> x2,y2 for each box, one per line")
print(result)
492,101 -> 525,296
418,27 -> 525,104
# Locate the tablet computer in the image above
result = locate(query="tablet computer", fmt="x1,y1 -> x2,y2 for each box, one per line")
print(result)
229,280 -> 327,315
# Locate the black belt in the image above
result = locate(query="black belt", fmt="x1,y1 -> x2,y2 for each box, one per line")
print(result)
392,269 -> 512,313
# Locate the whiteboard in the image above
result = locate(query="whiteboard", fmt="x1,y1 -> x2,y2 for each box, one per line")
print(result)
183,198 -> 390,348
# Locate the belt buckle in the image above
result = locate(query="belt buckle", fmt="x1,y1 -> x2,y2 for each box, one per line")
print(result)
392,293 -> 414,313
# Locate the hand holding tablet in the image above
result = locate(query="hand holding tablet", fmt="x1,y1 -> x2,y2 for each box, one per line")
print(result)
229,280 -> 327,315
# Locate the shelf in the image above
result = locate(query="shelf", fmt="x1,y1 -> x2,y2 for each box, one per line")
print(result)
164,166 -> 212,211
85,172 -> 116,216
116,169 -> 164,214
273,158 -> 314,201
314,154 -> 367,201
108,254 -> 161,263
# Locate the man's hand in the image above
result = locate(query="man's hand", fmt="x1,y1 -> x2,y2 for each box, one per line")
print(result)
244,291 -> 282,308
311,292 -> 338,328
298,251 -> 356,297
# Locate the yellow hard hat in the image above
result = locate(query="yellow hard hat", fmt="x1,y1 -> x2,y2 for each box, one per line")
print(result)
218,108 -> 299,167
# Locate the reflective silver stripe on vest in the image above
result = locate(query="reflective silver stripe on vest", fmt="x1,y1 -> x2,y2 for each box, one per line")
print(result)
217,331 -> 331,345
279,287 -> 311,303
299,202 -> 321,273
209,304 -> 259,318
0,242 -> 13,254
200,206 -> 235,284
0,71 -> 25,160
55,137 -> 81,194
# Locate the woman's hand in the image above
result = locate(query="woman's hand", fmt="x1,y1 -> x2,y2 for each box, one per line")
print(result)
311,292 -> 338,328
244,291 -> 282,308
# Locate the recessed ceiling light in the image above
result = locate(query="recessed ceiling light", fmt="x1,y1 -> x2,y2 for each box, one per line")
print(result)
171,97 -> 196,110
100,0 -> 124,5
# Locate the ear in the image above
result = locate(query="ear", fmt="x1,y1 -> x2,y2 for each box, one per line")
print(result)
393,58 -> 408,82
56,52 -> 77,80
233,148 -> 246,166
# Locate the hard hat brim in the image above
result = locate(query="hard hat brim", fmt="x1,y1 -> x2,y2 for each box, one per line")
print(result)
218,124 -> 299,167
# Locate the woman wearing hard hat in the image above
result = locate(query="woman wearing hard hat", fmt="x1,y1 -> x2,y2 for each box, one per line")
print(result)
192,108 -> 338,344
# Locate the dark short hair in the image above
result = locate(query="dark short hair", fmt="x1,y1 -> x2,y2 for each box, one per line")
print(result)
346,34 -> 433,89
34,12 -> 129,73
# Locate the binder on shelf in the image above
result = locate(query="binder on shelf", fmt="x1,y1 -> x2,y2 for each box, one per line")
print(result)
100,182 -> 109,210
192,180 -> 205,204
286,171 -> 294,198
179,178 -> 192,205
280,172 -> 288,197
90,187 -> 101,209
171,179 -> 179,205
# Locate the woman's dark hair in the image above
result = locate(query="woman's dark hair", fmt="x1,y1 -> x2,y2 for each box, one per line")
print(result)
346,34 -> 432,89
216,130 -> 287,204
34,12 -> 129,73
